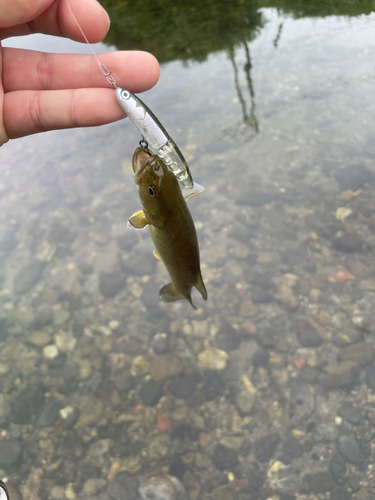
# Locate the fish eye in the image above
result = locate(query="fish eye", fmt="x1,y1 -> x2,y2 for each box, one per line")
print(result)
148,186 -> 157,198
121,90 -> 130,100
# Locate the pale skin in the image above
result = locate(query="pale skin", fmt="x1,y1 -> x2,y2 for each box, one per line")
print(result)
0,0 -> 160,147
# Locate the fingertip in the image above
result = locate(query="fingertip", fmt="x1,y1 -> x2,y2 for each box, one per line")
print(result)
60,0 -> 110,43
110,51 -> 160,93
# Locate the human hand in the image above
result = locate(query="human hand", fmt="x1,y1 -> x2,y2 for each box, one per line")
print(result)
0,0 -> 160,146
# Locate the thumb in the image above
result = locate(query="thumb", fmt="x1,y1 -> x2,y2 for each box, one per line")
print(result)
0,0 -> 54,28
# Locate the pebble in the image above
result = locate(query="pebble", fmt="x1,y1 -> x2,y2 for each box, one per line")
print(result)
99,270 -> 126,298
78,261 -> 93,274
0,439 -> 21,467
295,319 -> 322,347
79,359 -> 92,380
83,478 -> 106,495
54,330 -> 76,352
337,434 -> 364,464
336,164 -> 372,191
197,348 -> 228,370
13,261 -> 45,295
318,361 -> 359,387
195,452 -> 212,469
121,252 -> 157,276
216,328 -> 240,352
107,473 -> 139,500
337,402 -> 363,425
338,342 -> 375,366
51,486 -> 65,499
329,453 -> 346,483
139,475 -> 187,500
59,406 -> 80,430
148,434 -> 172,460
280,436 -> 304,464
274,285 -> 299,310
332,231 -> 364,253
27,330 -> 52,347
236,391 -> 256,415
53,309 -> 71,326
151,333 -> 169,354
355,487 -> 375,500
87,439 -> 113,462
151,355 -> 181,380
37,402 -> 61,427
0,394 -> 11,426
253,433 -> 281,462
365,364 -> 375,391
212,444 -> 239,470
30,306 -> 54,329
305,471 -> 335,493
289,379 -> 311,405
169,373 -> 199,399
192,320 -> 209,337
139,379 -> 163,406
43,344 -> 59,359
267,461 -> 299,495
130,356 -> 150,377
75,397 -> 103,427
332,322 -> 364,346
202,370 -> 225,400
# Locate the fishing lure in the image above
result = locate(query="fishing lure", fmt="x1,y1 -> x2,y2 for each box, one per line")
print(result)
0,480 -> 9,500
116,88 -> 195,190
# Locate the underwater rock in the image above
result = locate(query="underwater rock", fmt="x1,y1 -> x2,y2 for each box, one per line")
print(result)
0,439 -> 21,467
99,270 -> 126,298
253,433 -> 281,462
139,475 -> 188,500
197,348 -> 228,370
337,434 -> 365,464
139,379 -> 163,406
13,261 -> 45,295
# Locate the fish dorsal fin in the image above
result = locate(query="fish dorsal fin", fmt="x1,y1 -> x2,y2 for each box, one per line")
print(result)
195,273 -> 207,300
128,210 -> 149,230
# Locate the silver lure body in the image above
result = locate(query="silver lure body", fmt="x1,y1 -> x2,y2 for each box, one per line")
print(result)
116,87 -> 194,189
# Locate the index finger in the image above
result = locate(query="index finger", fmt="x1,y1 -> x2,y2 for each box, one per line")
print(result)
2,49 -> 160,93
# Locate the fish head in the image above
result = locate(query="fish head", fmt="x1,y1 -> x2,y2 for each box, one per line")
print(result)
132,148 -> 178,226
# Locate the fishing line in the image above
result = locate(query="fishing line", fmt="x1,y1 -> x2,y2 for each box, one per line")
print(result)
64,0 -> 117,87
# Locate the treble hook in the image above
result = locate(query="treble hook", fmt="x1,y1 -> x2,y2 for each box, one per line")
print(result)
139,136 -> 152,156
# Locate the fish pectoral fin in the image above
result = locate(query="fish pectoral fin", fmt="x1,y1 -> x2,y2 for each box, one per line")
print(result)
195,273 -> 208,301
153,249 -> 162,261
159,283 -> 197,310
182,182 -> 205,200
128,210 -> 149,230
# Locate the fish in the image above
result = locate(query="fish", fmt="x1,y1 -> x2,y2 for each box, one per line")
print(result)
128,147 -> 207,308
116,87 -> 195,190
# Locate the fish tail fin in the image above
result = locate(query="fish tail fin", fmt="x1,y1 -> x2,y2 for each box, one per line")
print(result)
159,283 -> 196,309
195,273 -> 207,301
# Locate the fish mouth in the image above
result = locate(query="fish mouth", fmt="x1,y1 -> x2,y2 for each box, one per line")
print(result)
132,147 -> 153,175
133,150 -> 166,187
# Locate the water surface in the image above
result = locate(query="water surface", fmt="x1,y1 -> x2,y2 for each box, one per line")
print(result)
1,5 -> 375,500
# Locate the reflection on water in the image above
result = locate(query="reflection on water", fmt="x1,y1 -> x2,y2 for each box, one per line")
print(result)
2,5 -> 375,500
228,43 -> 259,141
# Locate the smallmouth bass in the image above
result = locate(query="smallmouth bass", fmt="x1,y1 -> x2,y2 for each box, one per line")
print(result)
128,147 -> 207,308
